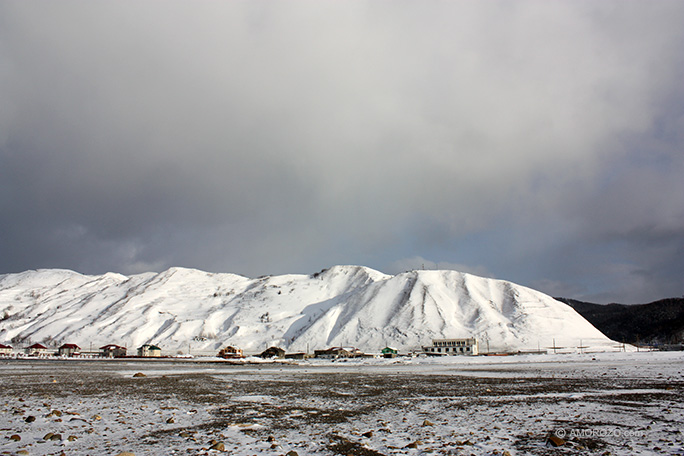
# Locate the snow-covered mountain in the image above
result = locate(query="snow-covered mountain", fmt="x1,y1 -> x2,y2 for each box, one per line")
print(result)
0,265 -> 617,354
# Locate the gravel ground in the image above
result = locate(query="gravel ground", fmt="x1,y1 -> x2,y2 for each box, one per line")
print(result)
1,353 -> 683,455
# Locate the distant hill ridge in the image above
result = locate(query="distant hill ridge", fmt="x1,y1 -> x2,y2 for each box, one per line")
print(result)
1,266 -> 618,354
558,297 -> 684,345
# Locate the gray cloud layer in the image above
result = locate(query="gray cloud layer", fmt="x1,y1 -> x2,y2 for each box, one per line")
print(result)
1,1 -> 683,303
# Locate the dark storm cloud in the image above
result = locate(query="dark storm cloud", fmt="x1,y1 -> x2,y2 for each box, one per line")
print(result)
1,1 -> 683,303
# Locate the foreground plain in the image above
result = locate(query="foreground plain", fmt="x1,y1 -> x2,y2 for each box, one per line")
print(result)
1,352 -> 683,455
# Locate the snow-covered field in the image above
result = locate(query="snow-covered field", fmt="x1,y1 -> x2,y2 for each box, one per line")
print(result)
1,351 -> 682,455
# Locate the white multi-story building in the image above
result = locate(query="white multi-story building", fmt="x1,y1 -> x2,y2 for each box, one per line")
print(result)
423,338 -> 478,356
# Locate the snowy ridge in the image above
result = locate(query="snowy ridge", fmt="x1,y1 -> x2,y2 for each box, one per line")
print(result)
0,266 -> 617,354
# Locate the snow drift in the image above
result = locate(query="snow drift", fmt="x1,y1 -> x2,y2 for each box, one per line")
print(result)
0,266 -> 617,354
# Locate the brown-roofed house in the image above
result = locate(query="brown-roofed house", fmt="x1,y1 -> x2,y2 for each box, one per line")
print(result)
100,344 -> 127,358
314,347 -> 353,359
259,346 -> 285,359
218,346 -> 244,359
58,343 -> 80,357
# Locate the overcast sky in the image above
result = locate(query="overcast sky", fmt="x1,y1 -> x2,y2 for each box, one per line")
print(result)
1,1 -> 683,304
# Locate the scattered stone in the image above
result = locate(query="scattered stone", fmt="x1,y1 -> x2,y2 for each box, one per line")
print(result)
547,435 -> 566,447
132,372 -> 146,378
25,415 -> 36,423
10,434 -> 21,441
208,441 -> 225,451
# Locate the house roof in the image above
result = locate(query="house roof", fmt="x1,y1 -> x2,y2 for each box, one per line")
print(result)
59,343 -> 80,349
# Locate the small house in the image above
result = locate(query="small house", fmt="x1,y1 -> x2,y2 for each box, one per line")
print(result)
137,344 -> 162,357
284,352 -> 311,360
0,343 -> 12,355
423,338 -> 478,356
26,343 -> 48,356
58,343 -> 80,357
100,344 -> 127,358
314,347 -> 353,359
381,346 -> 398,358
218,346 -> 244,359
259,346 -> 285,359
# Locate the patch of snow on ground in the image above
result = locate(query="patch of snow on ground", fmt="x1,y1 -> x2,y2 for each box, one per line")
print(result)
0,351 -> 682,455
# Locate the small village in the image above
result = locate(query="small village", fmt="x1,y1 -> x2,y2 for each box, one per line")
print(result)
0,338 -> 481,361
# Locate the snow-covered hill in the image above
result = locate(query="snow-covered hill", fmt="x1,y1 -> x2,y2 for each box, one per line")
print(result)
0,266 -> 618,354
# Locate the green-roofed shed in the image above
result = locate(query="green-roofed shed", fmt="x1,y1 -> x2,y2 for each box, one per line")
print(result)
137,344 -> 162,357
382,347 -> 398,358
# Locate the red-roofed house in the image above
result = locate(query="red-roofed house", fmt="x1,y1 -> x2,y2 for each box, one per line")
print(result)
26,343 -> 48,356
58,343 -> 80,357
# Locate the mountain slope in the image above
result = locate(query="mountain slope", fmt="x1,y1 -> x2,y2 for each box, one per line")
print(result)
558,297 -> 684,345
0,266 -> 617,354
